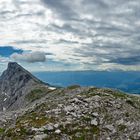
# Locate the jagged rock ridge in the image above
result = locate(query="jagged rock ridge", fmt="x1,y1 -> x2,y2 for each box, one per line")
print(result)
0,62 -> 48,111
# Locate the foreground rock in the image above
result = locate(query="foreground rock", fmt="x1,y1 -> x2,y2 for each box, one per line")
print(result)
0,87 -> 139,140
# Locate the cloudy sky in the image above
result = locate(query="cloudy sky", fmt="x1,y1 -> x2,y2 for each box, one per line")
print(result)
0,0 -> 140,72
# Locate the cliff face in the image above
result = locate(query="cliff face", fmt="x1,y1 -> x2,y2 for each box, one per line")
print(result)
0,62 -> 47,111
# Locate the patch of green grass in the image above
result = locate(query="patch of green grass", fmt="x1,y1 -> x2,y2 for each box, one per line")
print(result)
126,99 -> 136,108
6,128 -> 15,137
5,126 -> 33,140
25,88 -> 46,102
59,122 -> 100,139
34,103 -> 48,112
91,125 -> 100,134
82,116 -> 91,123
112,92 -> 128,99
118,124 -> 127,131
5,109 -> 57,139
67,85 -> 81,90
0,128 -> 5,134
81,87 -> 114,97
18,127 -> 29,135
16,112 -> 50,128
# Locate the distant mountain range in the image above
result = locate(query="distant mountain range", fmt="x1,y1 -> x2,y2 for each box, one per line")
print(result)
33,71 -> 140,94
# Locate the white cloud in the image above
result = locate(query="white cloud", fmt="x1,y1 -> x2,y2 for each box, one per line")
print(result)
11,51 -> 46,63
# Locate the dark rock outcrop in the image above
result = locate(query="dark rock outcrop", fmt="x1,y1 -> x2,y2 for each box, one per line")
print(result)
0,62 -> 48,111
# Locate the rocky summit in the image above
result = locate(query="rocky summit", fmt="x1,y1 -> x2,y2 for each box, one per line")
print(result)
0,63 -> 140,140
0,62 -> 49,111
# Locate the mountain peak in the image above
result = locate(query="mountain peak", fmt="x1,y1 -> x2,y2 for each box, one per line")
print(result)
1,62 -> 30,80
0,62 -> 48,111
7,62 -> 27,72
8,62 -> 19,68
0,62 -> 46,85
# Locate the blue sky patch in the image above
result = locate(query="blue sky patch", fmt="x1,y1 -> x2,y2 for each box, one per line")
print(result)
0,46 -> 23,57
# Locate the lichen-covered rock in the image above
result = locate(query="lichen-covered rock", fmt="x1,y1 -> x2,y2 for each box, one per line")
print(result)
91,118 -> 98,126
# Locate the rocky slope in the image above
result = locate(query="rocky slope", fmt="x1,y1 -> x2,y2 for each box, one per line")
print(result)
0,63 -> 139,140
0,62 -> 49,111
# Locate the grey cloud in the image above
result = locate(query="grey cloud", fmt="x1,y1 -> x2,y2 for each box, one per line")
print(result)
11,51 -> 47,63
15,12 -> 44,18
82,0 -> 109,10
41,0 -> 77,20
50,24 -> 82,35
0,10 -> 15,15
12,39 -> 47,45
56,39 -> 79,44
109,56 -> 140,65
73,42 -> 140,66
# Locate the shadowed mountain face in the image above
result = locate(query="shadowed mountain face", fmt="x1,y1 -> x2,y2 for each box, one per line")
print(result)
0,62 -> 47,111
